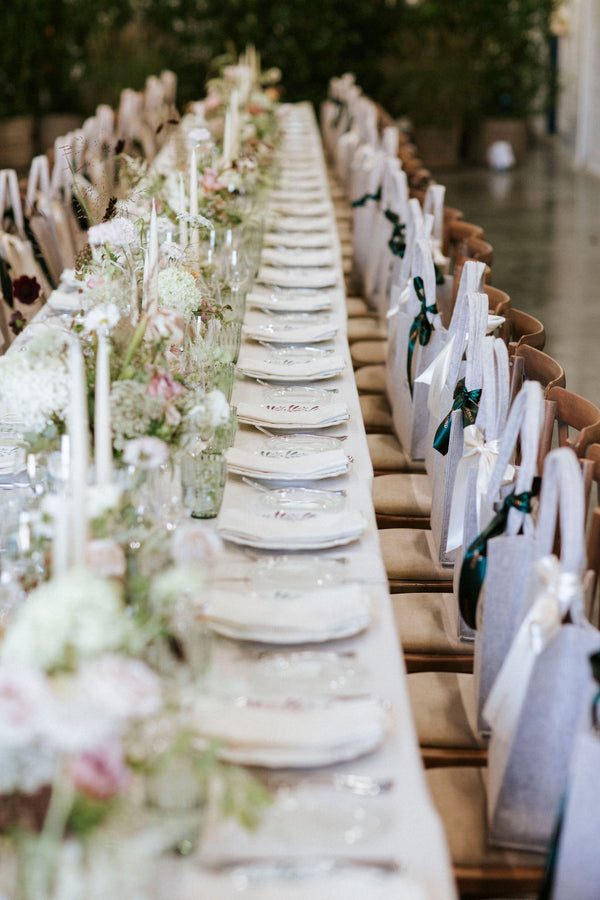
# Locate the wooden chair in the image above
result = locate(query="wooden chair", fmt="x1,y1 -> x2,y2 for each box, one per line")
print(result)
500,307 -> 546,353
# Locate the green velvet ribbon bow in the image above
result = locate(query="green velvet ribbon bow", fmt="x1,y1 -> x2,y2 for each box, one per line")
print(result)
458,478 -> 541,630
351,185 -> 382,208
406,275 -> 438,397
433,378 -> 482,456
384,209 -> 406,257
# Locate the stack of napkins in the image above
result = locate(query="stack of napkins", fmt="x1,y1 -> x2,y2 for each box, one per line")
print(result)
257,264 -> 338,290
263,230 -> 333,249
217,504 -> 366,549
238,352 -> 345,381
247,288 -> 333,313
191,694 -> 387,767
205,582 -> 370,643
260,247 -> 335,268
236,398 -> 349,428
243,311 -> 338,343
226,446 -> 350,480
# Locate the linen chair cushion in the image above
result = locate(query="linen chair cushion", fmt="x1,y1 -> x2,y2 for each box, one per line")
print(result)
346,297 -> 373,318
355,363 -> 386,393
367,433 -> 426,473
426,767 -> 546,869
347,317 -> 387,343
408,671 -> 483,749
379,528 -> 451,581
359,394 -> 393,432
393,592 -> 473,654
373,473 -> 432,517
351,339 -> 388,368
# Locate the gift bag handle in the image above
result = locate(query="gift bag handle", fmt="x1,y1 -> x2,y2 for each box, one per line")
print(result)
448,259 -> 487,339
476,336 -> 509,441
423,183 -> 445,246
486,380 -> 545,535
26,156 -> 51,215
0,169 -> 25,237
535,446 -> 587,577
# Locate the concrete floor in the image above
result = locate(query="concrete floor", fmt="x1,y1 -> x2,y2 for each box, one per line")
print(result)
440,138 -> 600,407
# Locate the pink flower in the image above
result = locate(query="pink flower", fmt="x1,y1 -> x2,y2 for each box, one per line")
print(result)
86,275 -> 108,291
78,655 -> 161,721
71,736 -> 130,801
145,308 -> 185,346
164,402 -> 181,427
201,167 -> 225,193
147,371 -> 184,401
204,91 -> 221,113
0,665 -> 53,745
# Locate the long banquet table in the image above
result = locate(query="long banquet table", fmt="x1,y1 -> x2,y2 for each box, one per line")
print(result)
11,102 -> 457,899
157,103 -> 457,899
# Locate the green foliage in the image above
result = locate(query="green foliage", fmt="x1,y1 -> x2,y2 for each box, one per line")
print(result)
0,0 -> 558,124
378,0 -> 558,126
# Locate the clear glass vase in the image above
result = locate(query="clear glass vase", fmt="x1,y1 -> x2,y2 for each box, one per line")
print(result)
180,451 -> 227,519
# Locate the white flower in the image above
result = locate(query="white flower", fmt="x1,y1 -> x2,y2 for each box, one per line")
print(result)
78,655 -> 162,721
205,389 -> 230,427
161,241 -> 183,264
1,568 -> 132,672
86,484 -> 123,520
83,303 -> 121,333
157,265 -> 200,319
0,330 -> 70,433
88,218 -> 137,247
187,127 -> 211,145
149,564 -> 207,616
123,436 -> 169,470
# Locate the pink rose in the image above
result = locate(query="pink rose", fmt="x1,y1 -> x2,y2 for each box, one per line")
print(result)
71,736 -> 130,800
201,167 -> 225,193
147,371 -> 184,401
145,308 -> 186,346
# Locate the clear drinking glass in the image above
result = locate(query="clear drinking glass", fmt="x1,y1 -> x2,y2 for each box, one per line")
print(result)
180,451 -> 227,519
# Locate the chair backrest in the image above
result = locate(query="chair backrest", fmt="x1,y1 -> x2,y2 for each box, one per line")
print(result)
509,344 -> 566,406
483,284 -> 511,315
442,219 -> 485,258
500,307 -> 546,353
546,386 -> 600,453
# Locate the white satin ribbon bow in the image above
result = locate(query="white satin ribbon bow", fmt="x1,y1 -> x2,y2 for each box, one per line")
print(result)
446,424 -> 514,552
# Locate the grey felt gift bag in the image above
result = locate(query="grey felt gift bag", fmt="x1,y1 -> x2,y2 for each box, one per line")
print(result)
484,448 -> 600,852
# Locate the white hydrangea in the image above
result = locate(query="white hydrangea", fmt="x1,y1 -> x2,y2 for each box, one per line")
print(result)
0,330 -> 70,433
1,568 -> 133,672
88,217 -> 137,247
158,266 -> 201,319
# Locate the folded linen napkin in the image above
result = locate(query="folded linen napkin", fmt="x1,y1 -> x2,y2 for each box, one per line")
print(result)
192,694 -> 385,755
217,505 -> 366,550
257,265 -> 338,290
246,288 -> 333,312
243,321 -> 338,344
236,399 -> 349,428
262,231 -> 333,250
269,215 -> 332,233
178,869 -> 426,900
205,582 -> 370,641
226,446 -> 350,480
269,200 -> 331,218
260,247 -> 335,268
270,188 -> 326,203
238,353 -> 346,381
